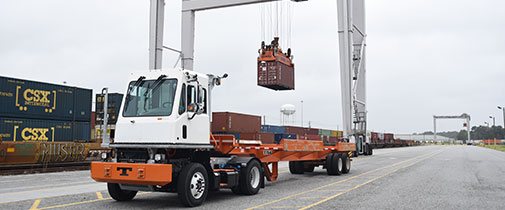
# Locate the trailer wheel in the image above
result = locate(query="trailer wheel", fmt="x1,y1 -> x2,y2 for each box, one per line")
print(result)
238,159 -> 262,195
368,146 -> 373,155
289,161 -> 305,174
107,183 -> 137,201
326,153 -> 342,175
341,154 -> 351,174
177,162 -> 209,207
303,164 -> 315,172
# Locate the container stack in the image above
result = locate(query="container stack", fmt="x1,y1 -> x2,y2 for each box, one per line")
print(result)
211,111 -> 344,145
211,112 -> 278,143
95,93 -> 123,140
0,76 -> 92,142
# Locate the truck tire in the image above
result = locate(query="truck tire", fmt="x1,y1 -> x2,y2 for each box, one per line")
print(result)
325,153 -> 335,175
177,162 -> 209,207
364,144 -> 369,156
303,164 -> 315,172
238,159 -> 262,195
341,154 -> 351,174
289,161 -> 304,174
326,153 -> 342,175
107,183 -> 137,201
369,146 -> 373,155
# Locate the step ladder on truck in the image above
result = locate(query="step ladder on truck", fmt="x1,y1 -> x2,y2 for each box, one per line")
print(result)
90,69 -> 356,207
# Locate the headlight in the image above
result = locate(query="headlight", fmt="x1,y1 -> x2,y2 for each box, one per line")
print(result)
101,152 -> 108,160
154,154 -> 162,161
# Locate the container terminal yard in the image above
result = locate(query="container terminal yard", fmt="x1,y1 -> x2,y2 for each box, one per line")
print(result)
1,0 -> 505,209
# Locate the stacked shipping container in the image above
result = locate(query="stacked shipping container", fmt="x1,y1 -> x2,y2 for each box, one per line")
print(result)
0,76 -> 92,142
211,111 -> 344,145
95,93 -> 123,140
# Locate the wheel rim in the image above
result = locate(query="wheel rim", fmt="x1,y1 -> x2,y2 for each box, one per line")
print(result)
337,157 -> 343,172
190,171 -> 205,199
250,166 -> 260,189
346,158 -> 351,171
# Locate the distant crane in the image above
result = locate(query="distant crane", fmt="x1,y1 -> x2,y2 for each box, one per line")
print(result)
433,113 -> 471,144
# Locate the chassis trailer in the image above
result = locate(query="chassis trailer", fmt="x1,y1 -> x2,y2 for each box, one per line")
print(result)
90,69 -> 356,207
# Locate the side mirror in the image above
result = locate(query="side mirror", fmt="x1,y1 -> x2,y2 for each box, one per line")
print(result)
188,103 -> 198,113
188,103 -> 197,120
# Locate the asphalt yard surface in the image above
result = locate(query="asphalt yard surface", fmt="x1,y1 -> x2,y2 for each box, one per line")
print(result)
1,145 -> 504,210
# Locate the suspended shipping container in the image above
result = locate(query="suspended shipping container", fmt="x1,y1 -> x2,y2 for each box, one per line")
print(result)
257,37 -> 295,91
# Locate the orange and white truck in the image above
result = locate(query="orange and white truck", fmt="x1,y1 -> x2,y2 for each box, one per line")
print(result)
91,68 -> 355,207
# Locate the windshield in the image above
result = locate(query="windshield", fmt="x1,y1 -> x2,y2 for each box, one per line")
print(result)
123,79 -> 177,117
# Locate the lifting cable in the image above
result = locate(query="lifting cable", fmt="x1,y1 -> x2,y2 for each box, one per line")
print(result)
259,0 -> 293,50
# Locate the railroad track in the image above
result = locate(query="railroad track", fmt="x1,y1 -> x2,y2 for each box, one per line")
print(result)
0,161 -> 91,176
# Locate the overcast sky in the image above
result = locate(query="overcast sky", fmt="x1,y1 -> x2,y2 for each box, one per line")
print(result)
0,0 -> 504,133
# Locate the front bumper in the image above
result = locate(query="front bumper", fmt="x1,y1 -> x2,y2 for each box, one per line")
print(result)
91,162 -> 172,186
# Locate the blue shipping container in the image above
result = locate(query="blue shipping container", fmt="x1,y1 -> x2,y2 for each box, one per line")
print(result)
261,125 -> 286,134
0,76 -> 92,122
0,117 -> 90,142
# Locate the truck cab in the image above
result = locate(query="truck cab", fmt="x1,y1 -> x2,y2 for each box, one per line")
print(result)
114,69 -> 211,147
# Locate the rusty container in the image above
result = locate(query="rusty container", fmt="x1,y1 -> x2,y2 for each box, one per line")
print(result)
257,60 -> 294,90
240,132 -> 275,144
211,112 -> 261,133
284,126 -> 319,136
303,134 -> 322,141
0,141 -> 90,165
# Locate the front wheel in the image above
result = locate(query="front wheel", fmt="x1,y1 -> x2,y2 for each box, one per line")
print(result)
107,183 -> 137,201
177,162 -> 209,207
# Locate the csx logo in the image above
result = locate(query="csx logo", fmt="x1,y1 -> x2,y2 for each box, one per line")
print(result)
16,86 -> 56,112
21,128 -> 51,141
23,89 -> 51,103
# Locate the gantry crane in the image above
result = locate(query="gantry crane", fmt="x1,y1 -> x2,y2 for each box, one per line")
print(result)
147,0 -> 368,155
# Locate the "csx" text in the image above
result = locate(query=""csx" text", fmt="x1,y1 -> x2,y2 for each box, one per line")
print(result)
23,89 -> 51,103
21,128 -> 50,141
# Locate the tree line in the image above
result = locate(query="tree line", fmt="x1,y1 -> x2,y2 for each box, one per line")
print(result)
418,126 -> 505,140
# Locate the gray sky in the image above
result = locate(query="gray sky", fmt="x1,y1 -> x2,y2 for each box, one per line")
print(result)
0,0 -> 504,133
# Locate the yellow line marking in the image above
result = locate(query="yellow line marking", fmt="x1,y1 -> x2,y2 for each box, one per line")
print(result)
298,196 -> 328,200
270,206 -> 304,209
298,150 -> 442,210
96,192 -> 104,200
245,149 -> 444,210
29,199 -> 41,210
38,192 -> 151,210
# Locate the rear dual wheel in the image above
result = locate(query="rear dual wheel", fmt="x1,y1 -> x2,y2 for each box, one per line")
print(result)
326,153 -> 345,175
232,159 -> 263,195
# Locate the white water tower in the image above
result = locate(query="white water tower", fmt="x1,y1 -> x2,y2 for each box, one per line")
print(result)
280,104 -> 296,125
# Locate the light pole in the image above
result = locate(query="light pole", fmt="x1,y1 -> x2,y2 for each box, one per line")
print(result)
300,100 -> 304,127
489,115 -> 496,145
498,106 -> 505,128
489,116 -> 496,127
